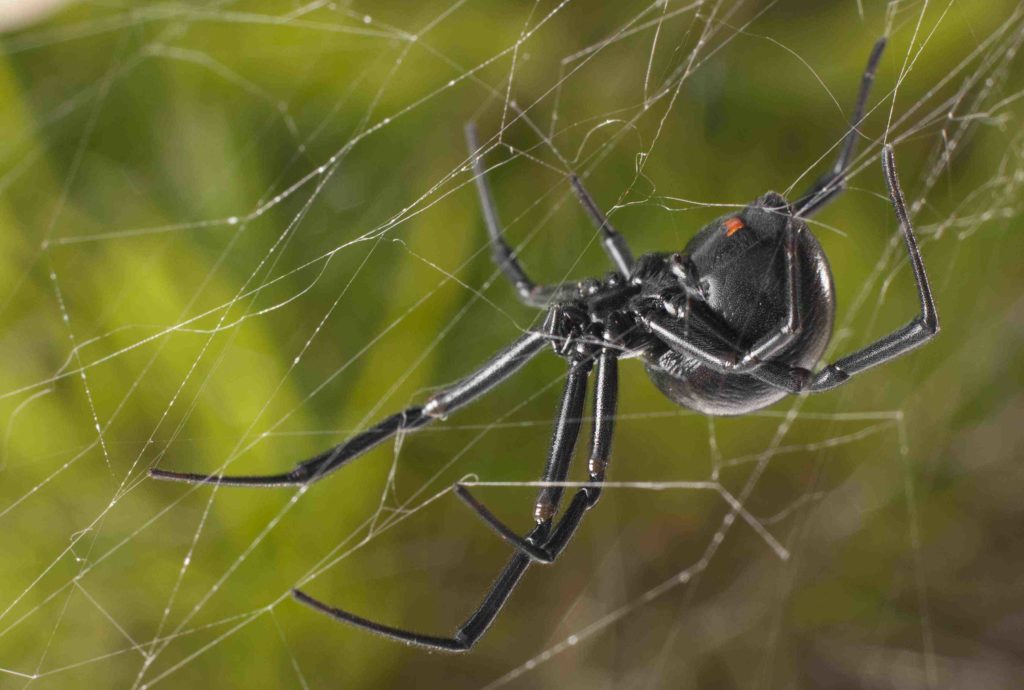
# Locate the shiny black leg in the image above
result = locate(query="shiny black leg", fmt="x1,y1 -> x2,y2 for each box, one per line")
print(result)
533,356 -> 592,522
808,145 -> 938,391
465,123 -> 578,307
569,175 -> 635,276
639,308 -> 812,394
292,522 -> 549,652
641,310 -> 751,374
288,355 -> 598,651
794,37 -> 887,218
734,217 -> 802,371
455,351 -> 593,561
149,331 -> 550,487
457,348 -> 618,563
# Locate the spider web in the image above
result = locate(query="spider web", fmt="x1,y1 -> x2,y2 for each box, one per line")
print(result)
1,0 -> 1023,687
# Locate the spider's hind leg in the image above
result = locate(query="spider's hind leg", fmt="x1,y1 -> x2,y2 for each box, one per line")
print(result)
751,146 -> 937,394
794,37 -> 887,218
805,146 -> 938,391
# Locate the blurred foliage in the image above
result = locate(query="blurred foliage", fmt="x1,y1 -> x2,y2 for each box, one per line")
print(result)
1,1 -> 1023,688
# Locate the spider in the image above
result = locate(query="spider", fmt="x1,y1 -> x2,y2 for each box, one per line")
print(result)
151,37 -> 937,652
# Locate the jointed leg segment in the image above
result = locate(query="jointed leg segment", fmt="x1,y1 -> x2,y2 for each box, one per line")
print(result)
794,37 -> 888,218
466,122 -> 637,308
569,175 -> 635,276
292,526 -> 542,651
149,331 -> 549,487
807,145 -> 938,392
465,123 -> 576,307
457,347 -> 618,564
291,347 -> 618,652
533,356 -> 592,522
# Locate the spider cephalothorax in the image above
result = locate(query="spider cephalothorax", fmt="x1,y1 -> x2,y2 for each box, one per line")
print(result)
151,37 -> 937,652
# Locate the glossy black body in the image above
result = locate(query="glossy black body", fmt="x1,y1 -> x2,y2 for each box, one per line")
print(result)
642,194 -> 835,415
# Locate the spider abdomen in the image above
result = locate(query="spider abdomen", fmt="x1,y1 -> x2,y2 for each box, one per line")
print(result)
644,199 -> 835,416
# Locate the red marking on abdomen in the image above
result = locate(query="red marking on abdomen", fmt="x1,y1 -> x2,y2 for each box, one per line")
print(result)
724,217 -> 745,237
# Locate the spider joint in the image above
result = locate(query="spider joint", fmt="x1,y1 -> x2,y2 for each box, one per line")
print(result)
422,396 -> 448,418
534,501 -> 557,523
734,354 -> 761,373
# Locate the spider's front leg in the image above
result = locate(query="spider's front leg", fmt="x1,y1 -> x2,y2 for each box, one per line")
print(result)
149,330 -> 550,487
293,522 -> 547,652
466,122 -> 587,307
292,310 -> 615,652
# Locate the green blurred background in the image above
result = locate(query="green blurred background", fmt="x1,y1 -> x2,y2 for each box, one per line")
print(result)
1,1 -> 1023,688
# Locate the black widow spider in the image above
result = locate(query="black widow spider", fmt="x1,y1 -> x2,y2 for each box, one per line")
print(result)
151,37 -> 938,652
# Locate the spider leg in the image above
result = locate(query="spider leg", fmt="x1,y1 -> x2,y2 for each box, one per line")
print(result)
149,331 -> 549,487
569,175 -> 635,277
735,217 -> 801,370
794,37 -> 887,218
639,307 -> 815,394
293,523 -> 547,652
457,351 -> 592,561
466,122 -> 579,307
457,347 -> 618,563
641,309 -> 750,374
806,145 -> 938,391
533,356 -> 592,522
290,352 -> 601,651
